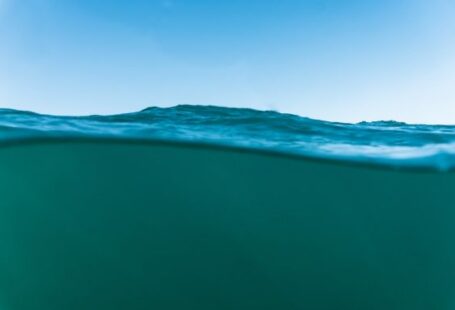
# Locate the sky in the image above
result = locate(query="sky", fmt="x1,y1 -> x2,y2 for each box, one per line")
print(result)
1,0 -> 455,124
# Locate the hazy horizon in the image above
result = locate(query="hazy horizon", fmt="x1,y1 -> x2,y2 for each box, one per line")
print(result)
1,0 -> 455,124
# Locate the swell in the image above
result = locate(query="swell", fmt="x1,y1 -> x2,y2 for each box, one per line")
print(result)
1,105 -> 455,171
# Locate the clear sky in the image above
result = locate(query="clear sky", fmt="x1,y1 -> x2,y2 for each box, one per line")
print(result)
1,0 -> 455,123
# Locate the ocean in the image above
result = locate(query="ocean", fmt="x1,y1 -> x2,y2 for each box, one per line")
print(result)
0,105 -> 454,309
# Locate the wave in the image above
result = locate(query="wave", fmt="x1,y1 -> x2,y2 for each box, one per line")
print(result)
1,106 -> 455,309
1,105 -> 455,171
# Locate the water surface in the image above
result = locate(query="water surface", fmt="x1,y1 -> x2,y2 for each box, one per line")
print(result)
0,106 -> 455,310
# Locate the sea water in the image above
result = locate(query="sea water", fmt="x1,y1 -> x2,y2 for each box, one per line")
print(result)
0,105 -> 455,309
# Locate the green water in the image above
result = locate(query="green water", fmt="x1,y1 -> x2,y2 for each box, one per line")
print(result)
1,141 -> 455,309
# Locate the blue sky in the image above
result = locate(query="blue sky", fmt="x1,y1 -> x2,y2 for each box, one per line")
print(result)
1,0 -> 455,123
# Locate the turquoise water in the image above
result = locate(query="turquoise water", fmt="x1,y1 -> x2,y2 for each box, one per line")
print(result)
1,105 -> 455,309
2,104 -> 455,171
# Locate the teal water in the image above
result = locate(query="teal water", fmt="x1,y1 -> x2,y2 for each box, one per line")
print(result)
2,104 -> 455,171
1,105 -> 455,309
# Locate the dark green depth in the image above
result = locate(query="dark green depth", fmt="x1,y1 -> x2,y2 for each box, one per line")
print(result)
0,141 -> 455,309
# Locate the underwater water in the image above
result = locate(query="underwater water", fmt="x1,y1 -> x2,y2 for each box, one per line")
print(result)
1,105 -> 455,309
